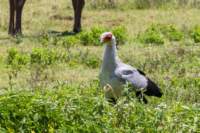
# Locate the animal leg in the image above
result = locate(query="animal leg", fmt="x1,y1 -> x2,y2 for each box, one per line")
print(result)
136,91 -> 148,104
15,0 -> 26,35
107,97 -> 117,105
72,0 -> 85,33
8,0 -> 15,35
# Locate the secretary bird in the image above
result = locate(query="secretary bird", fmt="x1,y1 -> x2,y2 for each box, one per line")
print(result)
99,32 -> 163,104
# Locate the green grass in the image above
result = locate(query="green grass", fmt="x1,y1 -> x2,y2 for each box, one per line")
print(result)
0,0 -> 200,132
0,84 -> 199,132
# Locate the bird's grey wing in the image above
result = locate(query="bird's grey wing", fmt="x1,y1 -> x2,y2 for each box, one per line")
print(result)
115,68 -> 148,90
115,67 -> 163,97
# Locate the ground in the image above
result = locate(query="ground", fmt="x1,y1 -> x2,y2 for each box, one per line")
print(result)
0,0 -> 199,132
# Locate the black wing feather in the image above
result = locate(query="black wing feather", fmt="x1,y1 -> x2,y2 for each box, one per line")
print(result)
137,69 -> 146,76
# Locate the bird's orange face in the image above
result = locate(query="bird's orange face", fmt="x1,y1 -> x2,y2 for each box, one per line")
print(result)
100,32 -> 113,44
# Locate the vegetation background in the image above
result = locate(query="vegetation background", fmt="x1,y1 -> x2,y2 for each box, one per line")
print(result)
0,0 -> 199,132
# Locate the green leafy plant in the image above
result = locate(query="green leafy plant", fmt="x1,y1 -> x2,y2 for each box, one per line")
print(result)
79,26 -> 107,46
7,48 -> 29,68
39,34 -> 61,46
191,25 -> 200,43
83,55 -> 100,68
138,25 -> 164,45
79,25 -> 127,46
137,24 -> 184,44
6,48 -> 29,89
134,0 -> 151,9
112,25 -> 127,44
30,48 -> 60,88
159,24 -> 183,41
0,83 -> 199,132
62,36 -> 79,48
30,48 -> 58,66
133,0 -> 177,9
89,0 -> 116,9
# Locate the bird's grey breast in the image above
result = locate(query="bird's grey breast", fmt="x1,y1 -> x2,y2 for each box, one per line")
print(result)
100,68 -> 124,94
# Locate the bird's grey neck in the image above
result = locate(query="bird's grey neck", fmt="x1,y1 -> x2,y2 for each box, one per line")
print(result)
102,43 -> 118,71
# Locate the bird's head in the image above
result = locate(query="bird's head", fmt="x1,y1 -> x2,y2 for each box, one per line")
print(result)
100,32 -> 116,45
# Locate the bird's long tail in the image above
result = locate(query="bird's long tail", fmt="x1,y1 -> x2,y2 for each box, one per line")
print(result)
145,78 -> 163,97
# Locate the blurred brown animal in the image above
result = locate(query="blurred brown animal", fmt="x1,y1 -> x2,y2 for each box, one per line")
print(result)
8,0 -> 85,35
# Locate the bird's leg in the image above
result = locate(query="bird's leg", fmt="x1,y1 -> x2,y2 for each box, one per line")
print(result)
8,0 -> 15,35
136,91 -> 148,104
72,0 -> 85,33
103,84 -> 117,105
107,97 -> 117,105
15,0 -> 26,35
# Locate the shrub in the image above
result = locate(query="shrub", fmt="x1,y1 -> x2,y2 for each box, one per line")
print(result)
0,85 -> 199,132
79,31 -> 94,45
7,48 -> 18,65
80,26 -> 127,46
159,24 -> 183,41
80,26 -> 107,46
112,25 -> 127,44
30,48 -> 58,66
137,25 -> 164,45
191,25 -> 200,43
7,48 -> 29,69
134,0 -> 193,9
39,34 -> 62,46
6,48 -> 29,88
134,0 -> 151,9
83,55 -> 100,68
88,0 -> 116,9
39,33 -> 50,46
137,24 -> 185,44
62,36 -> 79,48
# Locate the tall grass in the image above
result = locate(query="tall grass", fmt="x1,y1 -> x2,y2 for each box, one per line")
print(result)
0,0 -> 200,132
86,0 -> 200,9
0,83 -> 199,132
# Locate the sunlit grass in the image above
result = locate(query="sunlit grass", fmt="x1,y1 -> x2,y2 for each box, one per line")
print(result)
0,0 -> 200,132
